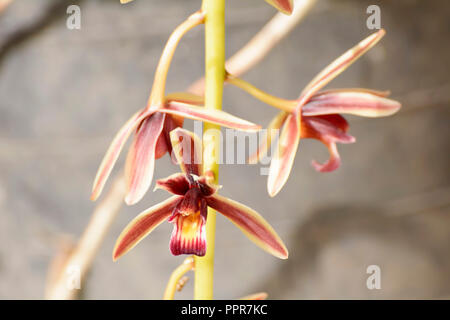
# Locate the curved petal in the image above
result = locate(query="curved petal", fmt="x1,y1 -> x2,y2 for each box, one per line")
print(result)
124,112 -> 166,205
207,194 -> 288,259
267,112 -> 301,197
311,141 -> 341,172
155,173 -> 190,195
162,101 -> 261,132
301,116 -> 355,173
265,0 -> 293,15
91,109 -> 150,201
170,128 -> 203,176
303,91 -> 401,117
248,111 -> 288,164
113,195 -> 182,261
298,30 -> 386,106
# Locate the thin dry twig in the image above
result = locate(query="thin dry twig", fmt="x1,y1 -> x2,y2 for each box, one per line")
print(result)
46,175 -> 126,299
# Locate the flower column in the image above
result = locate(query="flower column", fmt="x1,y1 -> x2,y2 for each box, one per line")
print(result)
194,0 -> 226,300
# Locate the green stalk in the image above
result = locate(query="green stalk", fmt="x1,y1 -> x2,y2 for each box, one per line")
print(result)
194,0 -> 225,300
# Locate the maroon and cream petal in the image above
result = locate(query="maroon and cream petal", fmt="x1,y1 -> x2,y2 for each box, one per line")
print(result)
303,90 -> 401,117
155,173 -> 190,195
124,112 -> 166,205
169,128 -> 203,176
267,112 -> 301,197
169,199 -> 207,256
206,194 -> 288,259
161,101 -> 260,132
248,111 -> 289,164
113,195 -> 182,261
298,30 -> 386,107
91,109 -> 150,201
265,0 -> 293,15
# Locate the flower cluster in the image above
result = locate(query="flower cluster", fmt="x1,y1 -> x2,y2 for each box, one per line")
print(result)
92,4 -> 400,263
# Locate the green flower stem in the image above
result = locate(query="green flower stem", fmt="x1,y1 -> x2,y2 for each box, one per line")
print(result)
194,0 -> 225,300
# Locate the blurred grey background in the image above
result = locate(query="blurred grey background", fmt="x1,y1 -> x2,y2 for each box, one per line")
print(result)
0,0 -> 449,299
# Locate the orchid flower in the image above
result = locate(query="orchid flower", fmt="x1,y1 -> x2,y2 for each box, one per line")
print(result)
91,11 -> 261,205
113,128 -> 288,260
227,29 -> 401,197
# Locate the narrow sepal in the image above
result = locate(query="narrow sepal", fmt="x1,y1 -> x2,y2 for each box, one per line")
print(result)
299,29 -> 386,106
207,194 -> 288,259
170,128 -> 203,176
155,173 -> 190,195
303,90 -> 401,117
113,195 -> 181,261
267,112 -> 301,197
124,112 -> 166,205
265,0 -> 293,15
91,110 -> 149,201
248,111 -> 288,164
162,101 -> 261,132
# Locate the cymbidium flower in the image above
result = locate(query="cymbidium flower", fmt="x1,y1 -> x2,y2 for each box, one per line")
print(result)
113,128 -> 288,260
228,29 -> 401,197
91,11 -> 260,205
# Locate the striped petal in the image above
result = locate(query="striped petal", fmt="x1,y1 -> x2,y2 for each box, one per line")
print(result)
298,30 -> 386,106
267,112 -> 301,197
161,101 -> 260,132
124,112 -> 166,205
303,90 -> 401,117
248,111 -> 288,164
169,199 -> 207,256
155,173 -> 190,195
265,0 -> 293,15
170,128 -> 203,176
207,194 -> 288,259
91,109 -> 150,201
113,195 -> 181,261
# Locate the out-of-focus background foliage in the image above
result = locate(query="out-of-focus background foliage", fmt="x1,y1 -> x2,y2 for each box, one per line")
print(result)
0,0 -> 449,299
